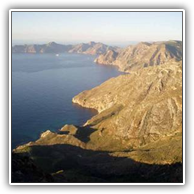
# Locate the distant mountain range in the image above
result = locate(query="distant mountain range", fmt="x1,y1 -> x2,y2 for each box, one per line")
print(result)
12,41 -> 118,55
95,40 -> 182,72
13,41 -> 182,73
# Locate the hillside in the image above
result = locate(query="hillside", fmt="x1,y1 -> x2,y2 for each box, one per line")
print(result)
95,41 -> 182,72
12,42 -> 72,54
68,41 -> 118,55
14,60 -> 183,182
12,41 -> 117,55
72,61 -> 182,152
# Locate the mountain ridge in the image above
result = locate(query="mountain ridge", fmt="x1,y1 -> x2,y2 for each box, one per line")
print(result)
95,40 -> 182,72
12,41 -> 118,55
72,61 -> 182,151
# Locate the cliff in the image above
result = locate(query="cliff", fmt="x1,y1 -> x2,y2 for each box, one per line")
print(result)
95,41 -> 182,72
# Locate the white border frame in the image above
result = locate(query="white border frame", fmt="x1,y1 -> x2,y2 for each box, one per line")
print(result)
9,9 -> 185,185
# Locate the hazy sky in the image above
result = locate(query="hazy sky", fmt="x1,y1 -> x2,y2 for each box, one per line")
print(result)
12,11 -> 182,46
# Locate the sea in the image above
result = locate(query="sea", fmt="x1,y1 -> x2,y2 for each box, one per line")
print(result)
12,53 -> 123,149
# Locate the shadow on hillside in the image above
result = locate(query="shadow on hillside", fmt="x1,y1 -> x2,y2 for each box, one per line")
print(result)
58,125 -> 96,143
165,44 -> 182,59
12,143 -> 183,183
74,126 -> 96,143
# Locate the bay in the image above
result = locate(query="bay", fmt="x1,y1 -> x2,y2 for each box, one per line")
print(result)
12,53 -> 123,148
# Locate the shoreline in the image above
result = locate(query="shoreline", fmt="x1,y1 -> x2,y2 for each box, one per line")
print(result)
12,53 -> 123,149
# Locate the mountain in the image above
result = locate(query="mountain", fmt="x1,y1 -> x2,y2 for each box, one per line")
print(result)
68,41 -> 118,55
94,40 -> 182,72
12,41 -> 117,55
12,42 -> 72,54
14,60 -> 182,182
72,61 -> 182,153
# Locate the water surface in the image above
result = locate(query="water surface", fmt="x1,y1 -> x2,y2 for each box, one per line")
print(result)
12,53 -> 123,148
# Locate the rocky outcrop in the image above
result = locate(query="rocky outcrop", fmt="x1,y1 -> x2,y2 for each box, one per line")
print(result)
15,129 -> 86,151
73,61 -> 182,152
95,41 -> 182,72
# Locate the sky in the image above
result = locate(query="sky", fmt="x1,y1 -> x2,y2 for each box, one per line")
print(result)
12,11 -> 182,46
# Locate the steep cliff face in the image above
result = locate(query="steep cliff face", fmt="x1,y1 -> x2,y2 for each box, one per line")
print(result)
95,41 -> 182,72
73,61 -> 182,151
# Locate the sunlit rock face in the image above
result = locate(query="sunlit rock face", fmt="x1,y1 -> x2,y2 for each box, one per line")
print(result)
73,61 -> 182,152
95,41 -> 182,72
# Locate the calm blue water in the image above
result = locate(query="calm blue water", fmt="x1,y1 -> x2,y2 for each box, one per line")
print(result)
12,53 -> 123,149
